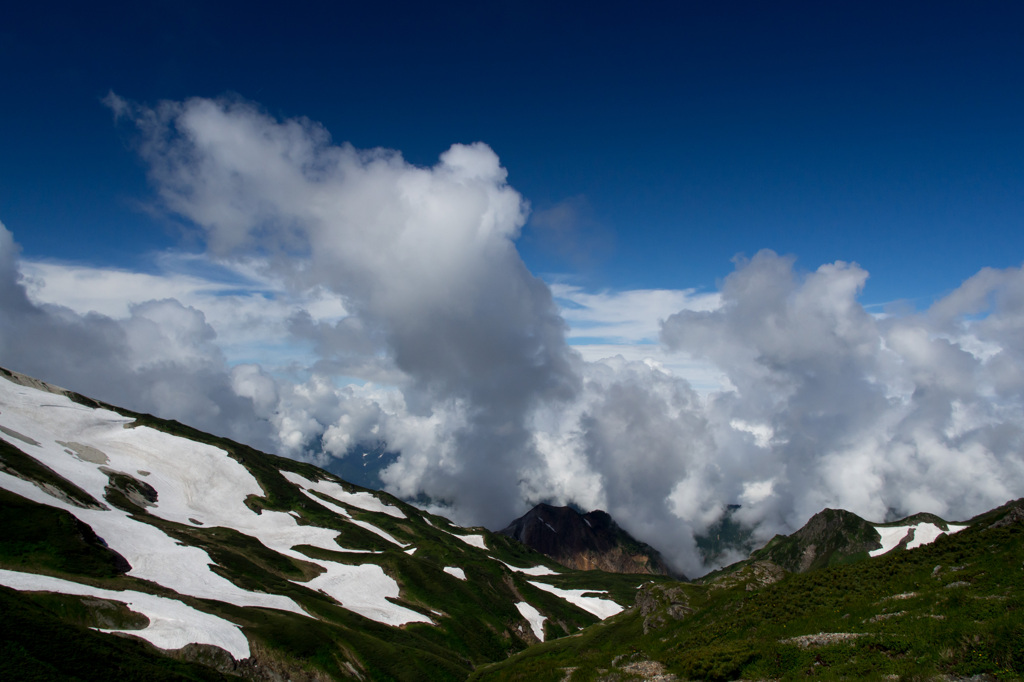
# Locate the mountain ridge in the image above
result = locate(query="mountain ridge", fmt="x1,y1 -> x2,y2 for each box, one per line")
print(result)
0,365 -> 659,680
474,498 -> 1024,681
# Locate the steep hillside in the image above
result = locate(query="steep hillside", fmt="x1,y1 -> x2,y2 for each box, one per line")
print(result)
473,499 -> 1024,681
5,363 -> 1020,681
701,507 -> 969,582
0,367 -> 671,680
499,503 -> 678,578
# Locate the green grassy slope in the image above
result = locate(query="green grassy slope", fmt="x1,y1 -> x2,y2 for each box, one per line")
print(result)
471,502 -> 1024,681
0,369 -> 650,680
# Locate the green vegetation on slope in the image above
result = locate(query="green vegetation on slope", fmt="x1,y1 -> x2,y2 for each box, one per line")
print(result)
0,437 -> 105,510
0,586 -> 234,682
472,506 -> 1024,681
0,488 -> 129,578
1,387 -> 642,680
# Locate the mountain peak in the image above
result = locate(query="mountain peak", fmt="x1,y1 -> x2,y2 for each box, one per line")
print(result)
499,503 -> 683,579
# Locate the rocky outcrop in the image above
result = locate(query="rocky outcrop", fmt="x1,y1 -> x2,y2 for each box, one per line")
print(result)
499,504 -> 681,577
635,583 -> 695,633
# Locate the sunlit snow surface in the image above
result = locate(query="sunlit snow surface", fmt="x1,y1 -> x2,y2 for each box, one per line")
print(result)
279,469 -> 405,518
280,470 -> 408,546
527,581 -> 623,619
450,532 -> 488,549
515,601 -> 546,641
0,568 -> 250,659
0,377 -> 430,647
443,566 -> 467,580
497,560 -> 558,576
869,522 -> 968,557
0,386 -> 305,614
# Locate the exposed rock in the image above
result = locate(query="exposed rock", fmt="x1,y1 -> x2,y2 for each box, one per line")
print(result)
781,632 -> 868,648
499,503 -> 680,577
707,560 -> 786,593
636,582 -> 695,633
101,467 -> 159,511
58,440 -> 109,465
607,656 -> 677,681
867,610 -> 906,623
988,505 -> 1024,529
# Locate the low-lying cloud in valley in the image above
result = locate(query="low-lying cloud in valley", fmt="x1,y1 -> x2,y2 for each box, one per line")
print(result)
2,96 -> 1022,576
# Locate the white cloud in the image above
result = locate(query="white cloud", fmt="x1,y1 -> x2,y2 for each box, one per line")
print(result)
661,250 -> 1024,549
5,98 -> 1024,578
552,283 -> 719,344
111,95 -> 578,528
19,255 -> 348,369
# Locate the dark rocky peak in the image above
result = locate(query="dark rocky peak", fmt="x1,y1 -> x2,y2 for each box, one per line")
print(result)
499,503 -> 682,578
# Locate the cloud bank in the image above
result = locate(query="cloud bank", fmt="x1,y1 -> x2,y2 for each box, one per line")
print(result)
3,96 -> 1023,576
660,253 -> 1024,553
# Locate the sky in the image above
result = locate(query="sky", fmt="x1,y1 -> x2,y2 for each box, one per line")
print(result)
2,2 -> 1024,575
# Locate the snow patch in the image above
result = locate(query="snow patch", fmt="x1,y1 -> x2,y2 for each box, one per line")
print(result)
527,581 -> 623,619
450,533 -> 488,550
496,560 -> 557,576
282,471 -> 406,546
297,563 -> 431,626
515,601 -> 546,641
870,522 -> 967,557
0,380 -> 427,628
0,569 -> 250,659
0,469 -> 307,615
443,566 -> 466,580
280,470 -> 405,518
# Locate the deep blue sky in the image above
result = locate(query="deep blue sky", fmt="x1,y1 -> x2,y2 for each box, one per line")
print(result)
3,1 -> 1024,304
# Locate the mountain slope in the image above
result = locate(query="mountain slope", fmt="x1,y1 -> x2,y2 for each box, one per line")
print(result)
499,503 -> 679,578
0,366 -> 670,680
472,499 -> 1024,681
700,507 -> 969,582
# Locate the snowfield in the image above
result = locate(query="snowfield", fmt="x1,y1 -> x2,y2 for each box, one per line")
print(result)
515,601 -> 546,641
443,566 -> 467,580
0,376 -> 431,650
0,568 -> 250,659
498,560 -> 558,576
870,522 -> 968,557
279,470 -> 406,518
527,581 -> 624,619
450,532 -> 488,549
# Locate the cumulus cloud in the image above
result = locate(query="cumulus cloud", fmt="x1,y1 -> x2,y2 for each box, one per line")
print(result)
20,254 -> 349,369
660,251 -> 1024,550
6,96 -> 1024,577
550,283 -> 727,394
0,222 -> 274,448
112,95 -> 579,527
